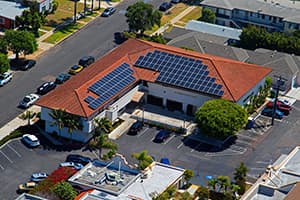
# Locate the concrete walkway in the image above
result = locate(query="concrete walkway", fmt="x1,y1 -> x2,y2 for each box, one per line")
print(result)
151,6 -> 196,36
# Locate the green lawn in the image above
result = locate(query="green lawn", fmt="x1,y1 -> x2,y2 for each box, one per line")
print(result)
43,23 -> 83,44
179,6 -> 202,24
161,3 -> 189,25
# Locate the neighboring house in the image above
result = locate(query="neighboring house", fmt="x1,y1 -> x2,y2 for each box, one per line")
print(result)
25,0 -> 53,13
36,39 -> 271,142
242,146 -> 300,200
0,0 -> 28,29
70,157 -> 185,199
200,0 -> 300,32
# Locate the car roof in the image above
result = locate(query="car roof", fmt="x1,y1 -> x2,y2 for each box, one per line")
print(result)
24,134 -> 38,141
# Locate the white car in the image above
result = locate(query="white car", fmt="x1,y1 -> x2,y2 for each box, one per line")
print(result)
19,93 -> 39,108
30,172 -> 48,182
22,134 -> 40,147
0,72 -> 12,86
59,162 -> 83,170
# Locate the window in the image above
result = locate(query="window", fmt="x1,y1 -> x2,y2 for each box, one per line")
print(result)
262,14 -> 265,19
0,18 -> 4,25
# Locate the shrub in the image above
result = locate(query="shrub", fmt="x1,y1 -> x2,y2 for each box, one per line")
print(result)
51,181 -> 77,200
0,130 -> 22,146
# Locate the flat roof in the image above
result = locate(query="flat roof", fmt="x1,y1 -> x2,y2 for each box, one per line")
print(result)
0,0 -> 28,20
200,0 -> 300,24
185,20 -> 242,40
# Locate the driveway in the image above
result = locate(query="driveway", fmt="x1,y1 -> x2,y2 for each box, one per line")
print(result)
0,138 -> 96,200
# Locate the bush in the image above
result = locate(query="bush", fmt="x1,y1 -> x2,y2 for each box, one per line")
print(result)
51,181 -> 77,200
0,130 -> 22,146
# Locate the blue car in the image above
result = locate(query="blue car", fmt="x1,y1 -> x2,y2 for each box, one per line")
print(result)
160,158 -> 170,165
55,73 -> 71,84
261,107 -> 283,119
153,130 -> 171,143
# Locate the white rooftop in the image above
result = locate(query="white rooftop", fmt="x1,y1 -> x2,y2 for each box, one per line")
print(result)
0,0 -> 28,20
242,146 -> 300,200
185,20 -> 242,40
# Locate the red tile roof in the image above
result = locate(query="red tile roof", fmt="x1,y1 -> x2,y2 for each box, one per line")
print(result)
36,39 -> 272,117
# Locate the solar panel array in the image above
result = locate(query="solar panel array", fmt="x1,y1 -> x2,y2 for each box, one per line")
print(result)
85,63 -> 135,110
134,50 -> 224,97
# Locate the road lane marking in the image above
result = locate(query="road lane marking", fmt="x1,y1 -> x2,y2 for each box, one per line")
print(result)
164,135 -> 175,145
0,150 -> 13,163
7,144 -> 21,158
137,127 -> 149,137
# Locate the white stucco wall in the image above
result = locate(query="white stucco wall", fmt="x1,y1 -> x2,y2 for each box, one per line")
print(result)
147,83 -> 214,110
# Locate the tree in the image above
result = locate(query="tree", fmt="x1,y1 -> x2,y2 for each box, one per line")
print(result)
49,109 -> 66,137
94,117 -> 112,138
217,175 -> 231,193
195,99 -> 248,139
19,110 -> 36,127
50,181 -> 77,200
208,178 -> 218,191
4,30 -> 38,60
234,162 -> 248,194
132,150 -> 153,170
51,0 -> 59,14
0,53 -> 9,74
65,116 -> 80,142
183,169 -> 194,183
0,39 -> 7,54
196,186 -> 209,200
125,2 -> 162,36
199,8 -> 216,23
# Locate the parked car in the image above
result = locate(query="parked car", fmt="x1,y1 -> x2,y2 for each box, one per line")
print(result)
55,73 -> 71,84
128,121 -> 143,135
114,32 -> 127,44
66,154 -> 92,165
171,0 -> 180,3
22,134 -> 40,147
37,81 -> 56,95
153,130 -> 171,143
101,7 -> 116,17
59,162 -> 84,170
261,107 -> 284,119
18,182 -> 37,192
20,60 -> 36,70
278,98 -> 291,106
0,72 -> 12,86
160,158 -> 170,165
30,172 -> 48,182
69,65 -> 84,75
266,101 -> 291,115
159,2 -> 172,11
78,56 -> 95,67
19,93 -> 39,108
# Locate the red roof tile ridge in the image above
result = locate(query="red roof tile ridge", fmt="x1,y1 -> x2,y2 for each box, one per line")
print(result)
74,89 -> 88,118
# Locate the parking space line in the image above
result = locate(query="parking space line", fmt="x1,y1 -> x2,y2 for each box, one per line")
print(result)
164,135 -> 175,145
191,143 -> 202,153
137,127 -> 149,137
7,144 -> 21,158
0,163 -> 4,170
236,140 -> 251,145
0,150 -> 13,163
151,136 -> 156,142
238,134 -> 256,141
177,142 -> 184,149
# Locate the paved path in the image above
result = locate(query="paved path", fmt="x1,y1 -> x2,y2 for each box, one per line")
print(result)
151,6 -> 196,36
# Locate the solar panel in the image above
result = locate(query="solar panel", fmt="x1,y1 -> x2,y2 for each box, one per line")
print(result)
134,50 -> 224,97
86,63 -> 136,110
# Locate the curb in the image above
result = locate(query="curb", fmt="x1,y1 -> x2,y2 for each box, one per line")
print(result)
0,138 -> 21,149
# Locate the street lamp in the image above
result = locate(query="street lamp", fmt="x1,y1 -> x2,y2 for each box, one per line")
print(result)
73,0 -> 80,23
271,75 -> 287,125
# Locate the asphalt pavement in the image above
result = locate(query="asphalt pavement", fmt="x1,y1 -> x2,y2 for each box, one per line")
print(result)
0,0 -> 166,128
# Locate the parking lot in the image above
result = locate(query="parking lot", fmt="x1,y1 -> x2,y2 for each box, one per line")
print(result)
0,138 -> 96,199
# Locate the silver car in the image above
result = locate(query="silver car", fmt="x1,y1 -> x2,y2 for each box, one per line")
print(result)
19,93 -> 39,108
0,72 -> 12,86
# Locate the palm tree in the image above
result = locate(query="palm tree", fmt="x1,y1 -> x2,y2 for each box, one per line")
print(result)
217,176 -> 230,193
132,150 -> 153,170
91,0 -> 94,14
231,184 -> 240,198
208,178 -> 218,192
234,162 -> 248,182
97,0 -> 101,10
65,116 -> 80,142
19,111 -> 36,127
94,117 -> 112,139
49,109 -> 66,137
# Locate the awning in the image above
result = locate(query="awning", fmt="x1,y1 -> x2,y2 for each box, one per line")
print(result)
131,91 -> 145,102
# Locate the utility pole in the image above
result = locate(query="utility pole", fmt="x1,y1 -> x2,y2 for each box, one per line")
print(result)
271,75 -> 287,125
73,0 -> 79,23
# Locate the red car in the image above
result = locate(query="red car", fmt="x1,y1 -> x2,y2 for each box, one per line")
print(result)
266,101 -> 291,115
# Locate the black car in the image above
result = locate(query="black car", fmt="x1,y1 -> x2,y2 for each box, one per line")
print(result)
66,154 -> 92,165
78,56 -> 95,67
128,121 -> 143,135
10,59 -> 36,70
159,2 -> 172,11
37,81 -> 56,95
153,130 -> 171,143
21,60 -> 36,70
55,73 -> 71,84
114,32 -> 127,44
101,7 -> 116,17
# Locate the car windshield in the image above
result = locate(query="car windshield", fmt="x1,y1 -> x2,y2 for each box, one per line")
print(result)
23,97 -> 31,103
71,65 -> 79,70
